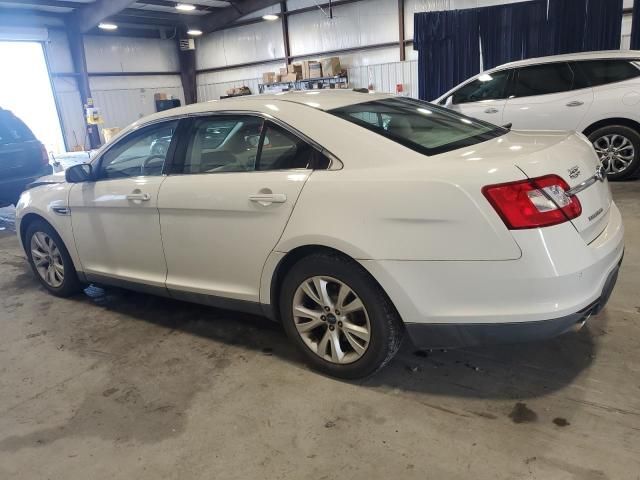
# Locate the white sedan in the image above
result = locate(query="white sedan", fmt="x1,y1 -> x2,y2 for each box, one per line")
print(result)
16,91 -> 624,378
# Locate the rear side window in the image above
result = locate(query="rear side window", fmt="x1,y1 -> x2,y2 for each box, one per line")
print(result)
452,70 -> 511,104
258,123 -> 323,170
330,98 -> 506,156
573,60 -> 640,87
514,63 -> 574,97
0,111 -> 35,144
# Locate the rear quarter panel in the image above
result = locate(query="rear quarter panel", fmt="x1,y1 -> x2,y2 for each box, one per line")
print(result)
578,80 -> 640,131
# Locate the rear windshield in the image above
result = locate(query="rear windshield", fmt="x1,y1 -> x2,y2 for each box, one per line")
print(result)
329,98 -> 506,156
0,111 -> 35,144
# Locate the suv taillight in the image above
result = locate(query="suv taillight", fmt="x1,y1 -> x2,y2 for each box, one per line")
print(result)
482,175 -> 582,230
40,143 -> 49,166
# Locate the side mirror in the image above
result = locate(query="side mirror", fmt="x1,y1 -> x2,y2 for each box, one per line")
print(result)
65,163 -> 93,183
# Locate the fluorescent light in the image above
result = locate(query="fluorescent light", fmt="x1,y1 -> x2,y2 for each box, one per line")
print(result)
98,22 -> 118,30
262,14 -> 279,21
187,29 -> 203,36
176,3 -> 196,11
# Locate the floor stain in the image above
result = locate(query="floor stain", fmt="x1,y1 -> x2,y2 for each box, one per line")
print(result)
508,402 -> 538,424
553,417 -> 570,427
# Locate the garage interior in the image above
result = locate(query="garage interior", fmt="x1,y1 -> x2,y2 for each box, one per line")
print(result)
1,0 -> 640,479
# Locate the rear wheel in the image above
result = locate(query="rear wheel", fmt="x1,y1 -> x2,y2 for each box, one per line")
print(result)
25,220 -> 82,297
280,253 -> 403,379
588,125 -> 640,180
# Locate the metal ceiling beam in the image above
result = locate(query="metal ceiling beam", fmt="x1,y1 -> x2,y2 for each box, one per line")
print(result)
0,0 -> 80,8
198,0 -> 280,33
111,14 -> 180,26
136,0 -> 232,11
72,0 -> 138,33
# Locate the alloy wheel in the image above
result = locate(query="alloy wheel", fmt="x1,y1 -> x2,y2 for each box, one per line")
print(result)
292,276 -> 371,364
593,134 -> 636,175
30,231 -> 64,288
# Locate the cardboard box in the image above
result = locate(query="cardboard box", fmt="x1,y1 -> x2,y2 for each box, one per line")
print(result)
288,64 -> 303,75
281,73 -> 298,82
153,93 -> 167,101
301,60 -> 322,79
279,67 -> 287,76
309,62 -> 322,78
262,72 -> 277,84
321,56 -> 342,77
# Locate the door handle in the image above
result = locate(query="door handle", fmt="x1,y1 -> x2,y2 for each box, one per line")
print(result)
249,193 -> 287,205
566,101 -> 584,107
484,108 -> 500,114
126,192 -> 151,201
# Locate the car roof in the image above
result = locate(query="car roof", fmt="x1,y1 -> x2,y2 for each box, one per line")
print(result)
131,90 -> 391,126
488,49 -> 640,72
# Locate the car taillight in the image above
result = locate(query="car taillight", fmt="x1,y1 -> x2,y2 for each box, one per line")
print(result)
482,175 -> 582,230
40,144 -> 50,166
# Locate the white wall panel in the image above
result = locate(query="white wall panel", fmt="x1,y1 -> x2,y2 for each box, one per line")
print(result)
45,30 -> 74,73
84,36 -> 179,73
89,75 -> 184,129
288,0 -> 398,56
286,0 -> 318,10
196,21 -> 284,70
52,76 -> 85,150
347,59 -> 419,97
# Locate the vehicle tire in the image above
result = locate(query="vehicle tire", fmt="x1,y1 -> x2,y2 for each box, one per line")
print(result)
279,252 -> 404,379
25,219 -> 82,297
588,125 -> 640,180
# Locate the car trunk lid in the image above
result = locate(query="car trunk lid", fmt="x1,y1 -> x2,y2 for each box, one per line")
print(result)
509,130 -> 611,243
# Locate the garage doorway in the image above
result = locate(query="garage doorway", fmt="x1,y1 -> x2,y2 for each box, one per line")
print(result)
0,41 -> 65,154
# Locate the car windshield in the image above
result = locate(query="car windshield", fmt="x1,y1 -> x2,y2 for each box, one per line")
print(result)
329,97 -> 506,156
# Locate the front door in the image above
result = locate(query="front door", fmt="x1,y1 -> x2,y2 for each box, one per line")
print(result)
158,115 -> 321,303
68,120 -> 178,288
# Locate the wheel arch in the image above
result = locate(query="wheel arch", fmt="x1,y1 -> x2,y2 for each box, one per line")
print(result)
582,117 -> 640,137
267,244 -> 401,325
19,212 -> 50,252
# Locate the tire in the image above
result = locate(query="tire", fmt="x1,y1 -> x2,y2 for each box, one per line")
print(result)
279,252 -> 404,379
25,219 -> 82,297
588,125 -> 640,180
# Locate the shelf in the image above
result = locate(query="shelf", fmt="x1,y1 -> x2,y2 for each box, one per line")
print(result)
259,74 -> 348,93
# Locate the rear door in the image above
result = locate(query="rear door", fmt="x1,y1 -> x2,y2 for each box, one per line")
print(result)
445,69 -> 511,124
503,62 -> 594,130
158,114 -> 325,303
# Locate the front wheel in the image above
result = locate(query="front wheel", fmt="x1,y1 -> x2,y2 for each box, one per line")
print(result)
588,125 -> 640,180
25,220 -> 82,297
280,253 -> 403,379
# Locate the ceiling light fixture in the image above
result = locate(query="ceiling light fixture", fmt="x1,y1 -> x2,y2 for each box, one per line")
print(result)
262,14 -> 279,21
98,22 -> 118,30
176,3 -> 197,11
187,29 -> 203,36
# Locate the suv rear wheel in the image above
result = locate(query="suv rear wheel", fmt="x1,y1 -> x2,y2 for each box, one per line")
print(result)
588,125 -> 640,180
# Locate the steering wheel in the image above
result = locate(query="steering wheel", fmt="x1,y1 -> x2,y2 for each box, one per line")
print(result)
141,155 -> 165,176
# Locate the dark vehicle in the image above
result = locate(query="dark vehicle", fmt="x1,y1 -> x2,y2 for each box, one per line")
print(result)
0,108 -> 52,206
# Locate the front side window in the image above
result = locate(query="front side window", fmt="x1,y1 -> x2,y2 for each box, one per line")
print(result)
514,62 -> 574,97
0,111 -> 35,144
330,98 -> 506,156
451,70 -> 511,105
98,120 -> 178,179
573,60 -> 640,87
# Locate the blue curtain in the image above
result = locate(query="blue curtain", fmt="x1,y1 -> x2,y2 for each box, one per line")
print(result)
413,10 -> 480,101
478,0 -> 548,70
547,0 -> 623,54
631,0 -> 640,49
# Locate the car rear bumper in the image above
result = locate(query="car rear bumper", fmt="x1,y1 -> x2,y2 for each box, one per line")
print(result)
361,202 -> 624,348
0,165 -> 53,204
404,257 -> 621,348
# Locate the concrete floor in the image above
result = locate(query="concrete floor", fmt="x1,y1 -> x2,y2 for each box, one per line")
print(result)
0,183 -> 638,480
